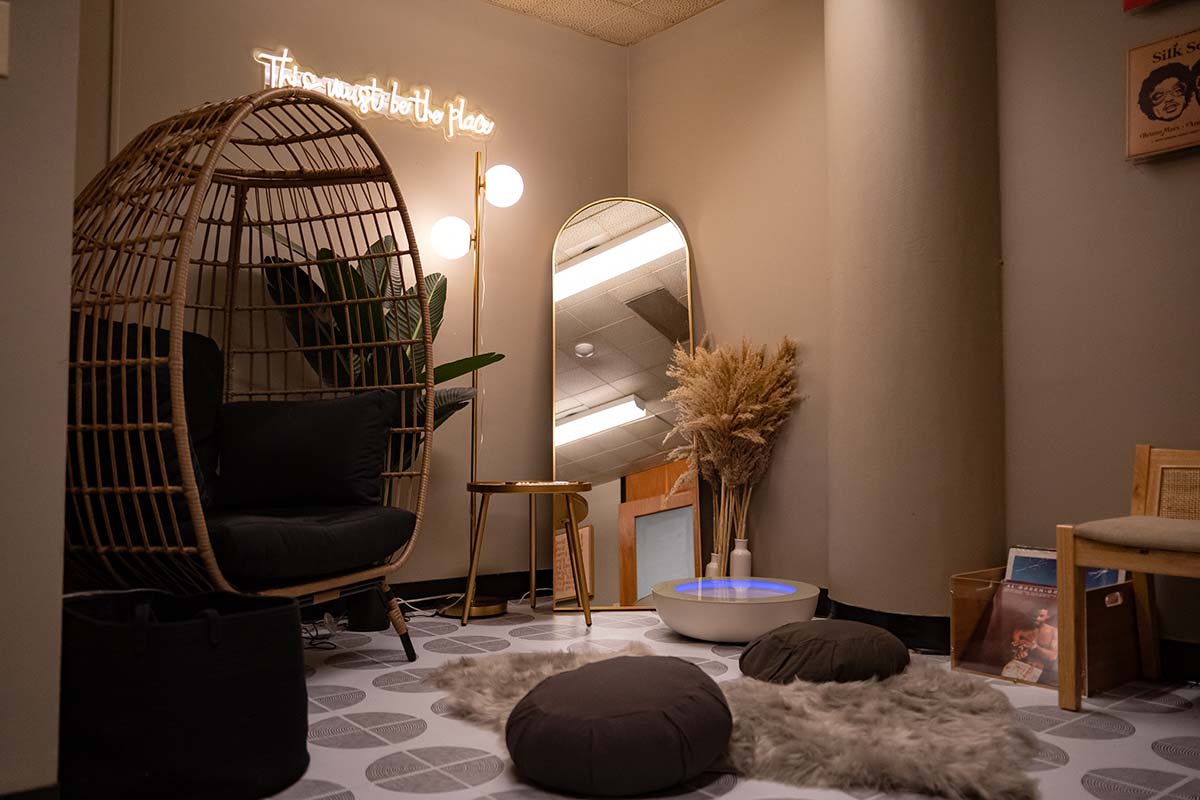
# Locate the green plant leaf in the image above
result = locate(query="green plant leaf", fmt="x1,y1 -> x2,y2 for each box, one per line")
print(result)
432,385 -> 475,415
317,247 -> 388,379
262,257 -> 352,385
388,272 -> 447,379
358,235 -> 397,296
263,228 -> 313,261
430,352 -> 505,385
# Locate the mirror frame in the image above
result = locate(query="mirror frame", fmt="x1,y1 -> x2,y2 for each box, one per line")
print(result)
550,197 -> 694,612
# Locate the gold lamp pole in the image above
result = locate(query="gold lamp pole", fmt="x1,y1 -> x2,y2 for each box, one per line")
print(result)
469,151 -> 484,536
435,151 -> 523,619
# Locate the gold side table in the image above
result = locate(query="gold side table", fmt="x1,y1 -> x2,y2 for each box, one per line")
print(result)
462,481 -> 593,627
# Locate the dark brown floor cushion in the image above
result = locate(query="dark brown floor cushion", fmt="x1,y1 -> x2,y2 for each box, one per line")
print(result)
740,620 -> 909,684
506,656 -> 732,797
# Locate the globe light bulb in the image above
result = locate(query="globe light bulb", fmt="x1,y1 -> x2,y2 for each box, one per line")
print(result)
430,216 -> 472,260
484,164 -> 524,208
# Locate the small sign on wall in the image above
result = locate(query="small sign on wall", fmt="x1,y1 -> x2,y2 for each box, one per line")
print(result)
1127,28 -> 1200,159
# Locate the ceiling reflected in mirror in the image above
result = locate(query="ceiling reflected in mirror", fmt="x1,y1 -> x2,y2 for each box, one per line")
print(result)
553,199 -> 691,487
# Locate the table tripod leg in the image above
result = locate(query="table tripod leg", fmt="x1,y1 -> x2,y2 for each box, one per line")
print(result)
564,493 -> 592,626
529,494 -> 537,609
462,494 -> 491,626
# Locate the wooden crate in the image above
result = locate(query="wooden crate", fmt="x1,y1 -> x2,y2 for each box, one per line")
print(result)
950,567 -> 1141,695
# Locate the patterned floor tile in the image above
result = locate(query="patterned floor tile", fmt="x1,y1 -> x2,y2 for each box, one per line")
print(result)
307,685 -> 367,714
271,601 -> 1200,800
366,746 -> 505,793
308,712 -> 427,749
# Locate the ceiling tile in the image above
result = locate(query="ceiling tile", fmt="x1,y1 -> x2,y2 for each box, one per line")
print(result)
555,312 -> 588,344
587,7 -> 672,47
635,0 -> 720,24
557,366 -> 606,396
574,383 -> 624,409
624,335 -> 676,369
598,314 -> 661,350
535,0 -> 629,30
484,0 -> 550,12
583,350 -> 643,384
568,293 -> 632,331
480,0 -> 728,46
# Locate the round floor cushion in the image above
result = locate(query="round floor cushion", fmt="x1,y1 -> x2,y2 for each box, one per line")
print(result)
739,620 -> 909,684
505,656 -> 732,797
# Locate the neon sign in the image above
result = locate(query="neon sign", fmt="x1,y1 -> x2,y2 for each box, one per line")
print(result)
252,48 -> 496,140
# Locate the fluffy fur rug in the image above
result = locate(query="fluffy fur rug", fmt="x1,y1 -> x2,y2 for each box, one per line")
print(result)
430,645 -> 1039,800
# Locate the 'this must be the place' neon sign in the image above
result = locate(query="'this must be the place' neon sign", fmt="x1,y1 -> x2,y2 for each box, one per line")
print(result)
253,48 -> 497,140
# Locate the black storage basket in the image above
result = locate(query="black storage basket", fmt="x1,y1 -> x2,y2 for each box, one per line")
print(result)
60,590 -> 309,799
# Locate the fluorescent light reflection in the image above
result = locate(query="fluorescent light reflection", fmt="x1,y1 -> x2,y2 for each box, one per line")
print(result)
554,221 -> 685,302
554,395 -> 647,446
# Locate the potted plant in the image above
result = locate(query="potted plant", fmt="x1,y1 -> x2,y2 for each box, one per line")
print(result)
665,337 -> 801,576
262,233 -> 503,467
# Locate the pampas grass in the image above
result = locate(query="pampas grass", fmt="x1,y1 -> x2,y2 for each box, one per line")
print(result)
665,337 -> 801,574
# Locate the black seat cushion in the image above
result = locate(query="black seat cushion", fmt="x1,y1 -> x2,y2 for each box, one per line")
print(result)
69,312 -> 225,486
68,311 -> 225,513
206,505 -> 416,586
740,620 -> 910,684
216,389 -> 399,510
506,656 -> 732,797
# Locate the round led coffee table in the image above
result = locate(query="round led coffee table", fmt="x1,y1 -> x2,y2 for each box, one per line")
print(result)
651,577 -> 820,643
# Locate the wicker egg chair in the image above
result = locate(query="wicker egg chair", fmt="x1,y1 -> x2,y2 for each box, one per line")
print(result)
66,88 -> 434,658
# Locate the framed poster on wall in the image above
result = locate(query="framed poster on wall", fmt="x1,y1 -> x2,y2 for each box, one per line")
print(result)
552,524 -> 594,602
1127,28 -> 1200,159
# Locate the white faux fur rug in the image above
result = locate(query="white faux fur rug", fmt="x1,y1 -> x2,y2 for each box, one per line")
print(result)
430,645 -> 1039,800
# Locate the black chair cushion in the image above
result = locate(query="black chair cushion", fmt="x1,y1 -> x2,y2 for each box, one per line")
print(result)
216,389 -> 399,510
506,656 -> 732,797
740,620 -> 910,684
206,505 -> 416,586
69,311 -> 225,489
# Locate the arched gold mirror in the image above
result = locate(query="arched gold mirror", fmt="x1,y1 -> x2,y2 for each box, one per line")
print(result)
551,198 -> 697,610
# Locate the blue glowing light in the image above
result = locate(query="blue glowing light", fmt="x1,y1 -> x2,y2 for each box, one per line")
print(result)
672,578 -> 797,600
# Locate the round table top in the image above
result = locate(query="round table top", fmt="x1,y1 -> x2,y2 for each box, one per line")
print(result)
467,480 -> 591,494
651,577 -> 821,605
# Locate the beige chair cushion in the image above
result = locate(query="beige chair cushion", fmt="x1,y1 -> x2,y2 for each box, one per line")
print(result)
1075,515 -> 1200,553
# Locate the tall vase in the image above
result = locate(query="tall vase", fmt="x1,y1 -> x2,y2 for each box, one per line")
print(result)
729,539 -> 752,578
705,553 -> 720,578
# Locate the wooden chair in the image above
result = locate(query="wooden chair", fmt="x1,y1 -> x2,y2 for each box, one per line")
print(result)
1057,445 -> 1200,710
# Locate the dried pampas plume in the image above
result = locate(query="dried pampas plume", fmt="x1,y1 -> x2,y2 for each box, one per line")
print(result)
664,337 -> 801,574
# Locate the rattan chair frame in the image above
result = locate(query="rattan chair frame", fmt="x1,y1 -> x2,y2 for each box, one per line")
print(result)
66,89 -> 434,646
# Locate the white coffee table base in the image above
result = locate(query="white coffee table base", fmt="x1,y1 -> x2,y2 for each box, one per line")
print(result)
651,577 -> 820,643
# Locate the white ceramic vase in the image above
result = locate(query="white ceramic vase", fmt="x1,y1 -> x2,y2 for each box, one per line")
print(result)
729,539 -> 752,578
705,553 -> 720,578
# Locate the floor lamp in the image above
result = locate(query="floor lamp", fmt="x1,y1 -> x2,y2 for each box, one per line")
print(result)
430,152 -> 524,617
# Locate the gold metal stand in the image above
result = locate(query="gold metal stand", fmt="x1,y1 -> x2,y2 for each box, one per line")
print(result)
459,481 -> 593,626
437,152 -> 508,621
439,596 -> 508,619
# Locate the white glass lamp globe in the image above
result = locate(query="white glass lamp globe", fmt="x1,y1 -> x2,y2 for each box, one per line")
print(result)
484,164 -> 524,208
430,216 -> 472,260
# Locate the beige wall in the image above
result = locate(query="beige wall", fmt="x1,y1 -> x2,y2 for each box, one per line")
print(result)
74,0 -> 110,192
0,1 -> 78,792
825,0 -> 1006,616
84,0 -> 628,582
628,0 -> 830,588
997,0 -> 1200,641
66,0 -> 1200,631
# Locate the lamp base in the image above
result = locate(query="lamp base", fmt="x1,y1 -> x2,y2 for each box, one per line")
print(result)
438,595 -> 508,620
